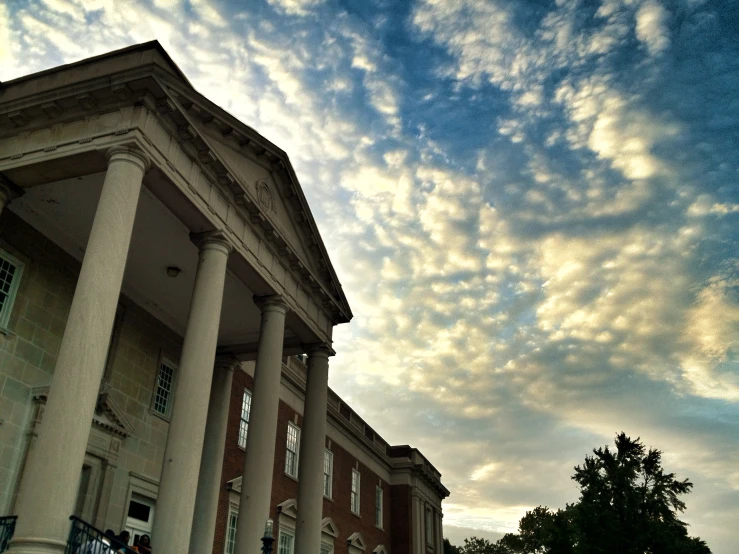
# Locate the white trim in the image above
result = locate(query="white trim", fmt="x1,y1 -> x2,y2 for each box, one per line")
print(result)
278,529 -> 295,554
375,485 -> 383,529
323,449 -> 333,499
152,357 -> 177,418
351,468 -> 361,515
347,532 -> 366,551
321,517 -> 339,538
225,506 -> 238,554
277,498 -> 298,519
285,421 -> 300,478
0,249 -> 23,329
238,388 -> 252,449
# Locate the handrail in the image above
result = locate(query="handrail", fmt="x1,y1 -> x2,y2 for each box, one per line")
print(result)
0,516 -> 17,553
66,516 -> 135,554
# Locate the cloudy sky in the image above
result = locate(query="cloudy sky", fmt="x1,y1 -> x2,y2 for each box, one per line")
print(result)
2,0 -> 738,551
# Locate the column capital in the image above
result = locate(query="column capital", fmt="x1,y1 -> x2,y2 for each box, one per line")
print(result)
106,145 -> 151,172
253,294 -> 289,314
0,175 -> 23,205
303,342 -> 335,358
214,354 -> 241,372
191,229 -> 234,256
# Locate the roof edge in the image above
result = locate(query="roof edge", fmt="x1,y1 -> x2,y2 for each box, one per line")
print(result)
1,40 -> 192,88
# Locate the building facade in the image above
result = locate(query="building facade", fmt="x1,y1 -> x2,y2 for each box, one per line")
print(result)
212,357 -> 449,554
0,42 -> 446,554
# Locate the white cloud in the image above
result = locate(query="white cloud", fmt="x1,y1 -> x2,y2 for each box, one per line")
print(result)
635,1 -> 671,56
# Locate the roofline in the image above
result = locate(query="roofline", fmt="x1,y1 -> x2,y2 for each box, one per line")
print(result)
0,40 -> 192,88
1,40 -> 352,320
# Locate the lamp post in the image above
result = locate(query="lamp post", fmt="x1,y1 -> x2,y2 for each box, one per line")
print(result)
261,519 -> 275,554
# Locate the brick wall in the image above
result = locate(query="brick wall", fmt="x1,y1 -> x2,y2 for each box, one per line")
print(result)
214,367 -> 396,554
390,485 -> 411,554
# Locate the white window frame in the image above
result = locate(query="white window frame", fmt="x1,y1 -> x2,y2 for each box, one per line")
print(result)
238,389 -> 252,449
225,507 -> 238,554
323,450 -> 333,499
153,358 -> 177,418
375,485 -> 383,528
0,250 -> 23,330
278,529 -> 294,554
351,469 -> 360,515
285,422 -> 301,478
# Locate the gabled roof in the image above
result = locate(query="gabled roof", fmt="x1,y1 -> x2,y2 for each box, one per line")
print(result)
143,41 -> 352,323
1,41 -> 352,325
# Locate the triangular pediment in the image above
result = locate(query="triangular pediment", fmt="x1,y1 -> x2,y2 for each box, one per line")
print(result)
277,498 -> 298,519
160,87 -> 352,323
5,40 -> 352,324
226,476 -> 242,493
199,129 -> 322,273
193,120 -> 334,280
31,385 -> 134,438
321,517 -> 339,538
347,532 -> 366,551
373,546 -> 388,554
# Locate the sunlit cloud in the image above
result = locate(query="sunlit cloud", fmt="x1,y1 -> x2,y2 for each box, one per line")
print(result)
3,0 -> 738,552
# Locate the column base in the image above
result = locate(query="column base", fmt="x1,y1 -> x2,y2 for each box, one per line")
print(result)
7,537 -> 67,554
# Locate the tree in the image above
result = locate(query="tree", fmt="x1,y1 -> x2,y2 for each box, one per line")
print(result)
458,536 -> 496,554
444,538 -> 461,554
460,433 -> 710,554
572,433 -> 704,554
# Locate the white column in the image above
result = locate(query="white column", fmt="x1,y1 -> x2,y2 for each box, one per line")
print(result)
294,344 -> 332,554
435,510 -> 443,554
189,355 -> 238,554
234,296 -> 288,554
152,231 -> 232,554
8,146 -> 148,554
412,495 -> 424,554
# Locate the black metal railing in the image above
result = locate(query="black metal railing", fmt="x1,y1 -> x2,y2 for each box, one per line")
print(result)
66,516 -> 134,554
0,516 -> 17,553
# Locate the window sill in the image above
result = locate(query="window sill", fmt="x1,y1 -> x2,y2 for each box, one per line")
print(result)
351,510 -> 361,519
323,494 -> 334,503
0,326 -> 15,338
284,471 -> 299,483
150,409 -> 172,423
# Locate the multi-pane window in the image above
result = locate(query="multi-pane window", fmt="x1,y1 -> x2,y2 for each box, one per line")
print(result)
278,531 -> 294,554
323,450 -> 333,498
375,486 -> 383,527
351,469 -> 360,515
320,546 -> 332,554
225,509 -> 238,554
153,359 -> 176,416
285,422 -> 300,478
0,251 -> 23,329
238,389 -> 252,448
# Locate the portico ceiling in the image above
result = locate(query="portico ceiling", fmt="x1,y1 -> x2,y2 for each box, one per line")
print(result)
10,172 -> 282,347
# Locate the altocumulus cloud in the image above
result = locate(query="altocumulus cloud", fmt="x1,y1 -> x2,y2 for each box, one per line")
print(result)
2,0 -> 738,552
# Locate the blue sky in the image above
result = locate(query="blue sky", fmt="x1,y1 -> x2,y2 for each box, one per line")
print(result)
2,0 -> 738,551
